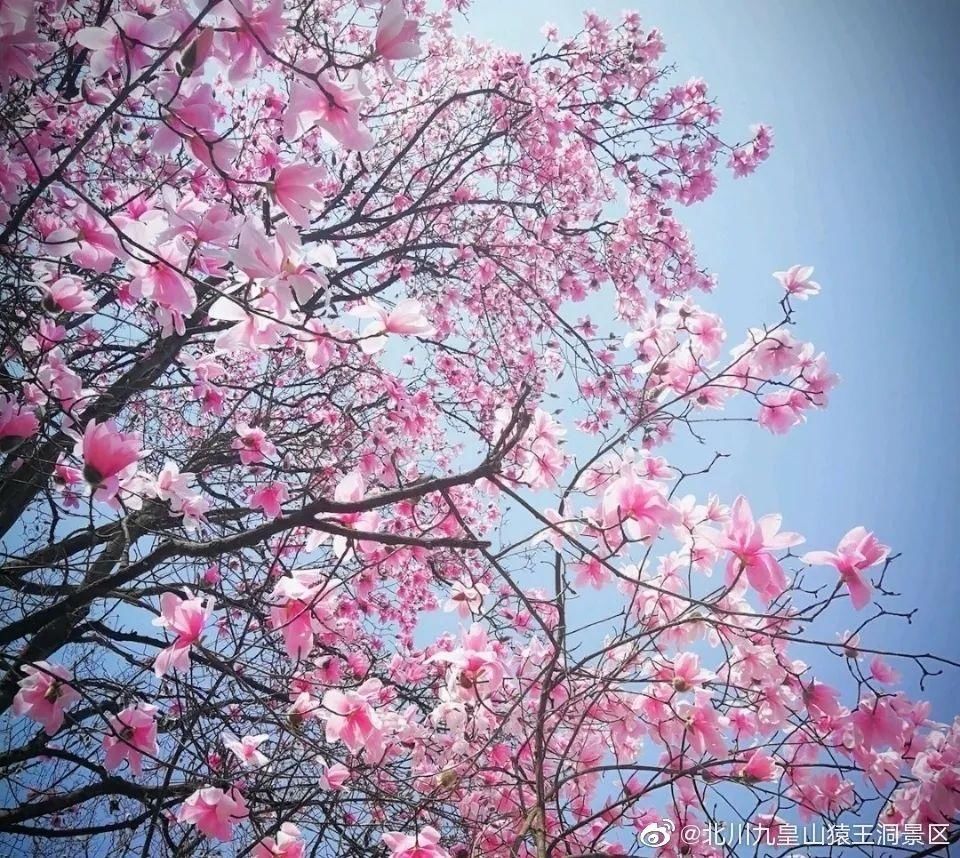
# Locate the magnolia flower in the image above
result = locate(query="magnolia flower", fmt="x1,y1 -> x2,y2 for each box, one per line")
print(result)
153,590 -> 214,676
382,826 -> 451,858
429,624 -> 505,700
269,572 -> 338,661
283,75 -> 373,150
76,419 -> 142,498
220,0 -> 285,83
223,732 -> 270,769
252,822 -> 305,858
0,394 -> 38,451
43,202 -> 123,273
288,691 -> 321,729
272,163 -> 327,226
250,481 -> 289,518
321,679 -> 385,758
758,389 -> 809,434
443,580 -> 489,617
318,759 -> 351,790
128,253 -> 197,336
675,692 -> 728,757
180,493 -> 211,530
716,496 -> 803,603
42,275 -> 95,314
176,786 -> 248,841
22,317 -> 65,353
232,423 -> 277,464
738,749 -> 779,782
374,0 -> 422,60
12,661 -> 80,735
153,461 -> 195,509
870,656 -> 901,685
599,469 -> 679,544
773,264 -> 821,299
102,703 -> 158,775
208,294 -> 281,353
662,652 -> 715,692
74,12 -> 170,79
350,298 -> 435,353
802,526 -> 890,610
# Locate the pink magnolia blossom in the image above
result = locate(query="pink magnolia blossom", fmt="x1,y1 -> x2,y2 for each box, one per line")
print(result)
180,493 -> 211,531
374,0 -> 422,61
153,461 -> 194,507
429,623 -> 505,700
272,163 -> 326,227
676,692 -> 728,758
870,656 -> 901,685
268,571 -> 338,660
148,81 -> 236,172
43,203 -> 123,273
42,275 -> 95,314
288,691 -> 321,728
350,298 -> 435,353
850,695 -> 904,750
36,347 -> 85,411
250,481 -> 290,518
225,221 -> 332,318
0,395 -> 38,450
0,4 -> 53,90
283,76 -> 374,150
129,258 -> 197,335
102,703 -> 158,775
803,680 -> 843,719
74,13 -> 170,79
443,580 -> 489,617
153,590 -> 214,676
76,419 -> 142,498
22,317 -> 66,354
176,786 -> 249,841
310,470 -> 382,556
802,526 -> 890,610
232,423 -> 277,464
773,264 -> 821,299
270,596 -> 317,661
318,759 -> 351,790
161,194 -> 241,248
221,0 -> 286,83
12,661 -> 80,735
599,469 -> 680,544
208,295 -> 281,352
757,389 -> 809,434
661,652 -> 715,693
571,556 -> 610,590
177,26 -> 215,77
382,826 -> 450,858
738,749 -> 779,782
514,408 -> 567,486
223,732 -> 270,769
321,679 -> 385,757
252,822 -> 305,858
716,496 -> 803,603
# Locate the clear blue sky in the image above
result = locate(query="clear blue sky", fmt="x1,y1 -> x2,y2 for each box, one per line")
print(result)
459,1 -> 960,717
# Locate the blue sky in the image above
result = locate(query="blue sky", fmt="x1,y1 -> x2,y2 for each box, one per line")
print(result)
458,1 -> 960,718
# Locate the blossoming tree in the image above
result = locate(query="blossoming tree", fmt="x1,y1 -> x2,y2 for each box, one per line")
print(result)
0,1 -> 957,856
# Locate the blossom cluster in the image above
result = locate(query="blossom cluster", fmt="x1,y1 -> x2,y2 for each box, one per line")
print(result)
0,1 -> 955,857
